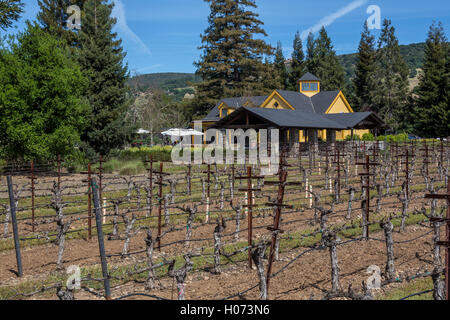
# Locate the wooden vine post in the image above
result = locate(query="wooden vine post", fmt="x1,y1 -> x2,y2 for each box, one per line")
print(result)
187,164 -> 192,196
153,163 -> 169,250
420,141 -> 430,177
145,156 -> 157,217
265,148 -> 300,294
357,155 -> 379,240
202,164 -> 213,223
425,181 -> 450,300
332,148 -> 342,202
402,149 -> 410,203
57,154 -> 61,191
29,160 -> 36,232
236,166 -> 263,269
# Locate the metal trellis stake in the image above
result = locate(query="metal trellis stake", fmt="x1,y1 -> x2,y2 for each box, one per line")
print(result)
91,178 -> 111,300
7,176 -> 23,277
88,163 -> 92,239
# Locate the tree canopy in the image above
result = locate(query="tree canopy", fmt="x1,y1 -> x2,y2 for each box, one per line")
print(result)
370,19 -> 410,131
77,0 -> 134,156
37,0 -> 84,47
288,31 -> 305,91
412,21 -> 449,137
0,0 -> 23,30
274,41 -> 288,90
192,0 -> 274,116
305,27 -> 346,92
0,23 -> 89,160
353,21 -> 377,112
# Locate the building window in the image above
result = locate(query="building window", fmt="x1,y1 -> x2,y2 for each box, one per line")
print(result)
302,82 -> 318,91
274,102 -> 279,108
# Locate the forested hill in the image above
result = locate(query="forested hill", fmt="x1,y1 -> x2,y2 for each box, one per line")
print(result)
338,42 -> 426,80
128,73 -> 202,93
129,42 -> 426,95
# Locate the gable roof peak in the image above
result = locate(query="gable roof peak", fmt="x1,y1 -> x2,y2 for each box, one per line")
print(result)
299,72 -> 321,81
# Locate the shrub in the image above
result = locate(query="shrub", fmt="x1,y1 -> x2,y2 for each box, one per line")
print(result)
64,149 -> 89,173
376,133 -> 409,143
345,135 -> 360,141
0,159 -> 5,174
119,146 -> 172,162
102,158 -> 122,174
118,160 -> 146,175
361,133 -> 375,141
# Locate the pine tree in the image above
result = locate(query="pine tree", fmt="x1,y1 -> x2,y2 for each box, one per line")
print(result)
78,0 -> 133,156
353,21 -> 376,112
370,19 -> 409,131
262,58 -> 282,93
0,0 -> 23,30
288,31 -> 305,91
305,32 -> 316,74
413,21 -> 449,137
312,27 -> 346,91
192,0 -> 274,116
37,0 -> 84,47
274,41 -> 287,89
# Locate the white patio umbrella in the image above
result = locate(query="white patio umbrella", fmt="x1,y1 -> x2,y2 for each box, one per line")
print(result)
161,128 -> 204,137
136,128 -> 150,134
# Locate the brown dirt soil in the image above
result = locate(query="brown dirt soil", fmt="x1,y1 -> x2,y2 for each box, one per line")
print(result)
0,159 -> 445,300
27,224 -> 440,300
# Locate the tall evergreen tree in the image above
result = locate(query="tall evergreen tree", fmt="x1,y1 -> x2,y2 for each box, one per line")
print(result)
413,21 -> 449,137
305,32 -> 316,74
311,27 -> 346,91
0,0 -> 23,30
370,19 -> 409,131
192,0 -> 274,116
78,0 -> 133,156
37,0 -> 84,47
353,21 -> 376,112
274,41 -> 288,89
288,31 -> 305,91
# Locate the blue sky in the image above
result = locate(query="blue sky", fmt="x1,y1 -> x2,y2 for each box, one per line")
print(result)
9,0 -> 450,74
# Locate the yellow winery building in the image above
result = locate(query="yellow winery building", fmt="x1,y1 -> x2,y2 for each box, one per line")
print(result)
199,72 -> 384,145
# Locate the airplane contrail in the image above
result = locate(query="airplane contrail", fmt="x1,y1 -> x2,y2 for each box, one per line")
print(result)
112,0 -> 152,55
300,0 -> 368,40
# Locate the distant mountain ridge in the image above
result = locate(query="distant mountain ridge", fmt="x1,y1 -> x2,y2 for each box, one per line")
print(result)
129,72 -> 202,93
129,42 -> 426,94
338,42 -> 426,80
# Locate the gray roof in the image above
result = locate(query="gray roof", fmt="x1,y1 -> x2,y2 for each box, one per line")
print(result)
203,105 -> 221,121
213,107 -> 347,130
221,96 -> 268,109
311,91 -> 340,114
221,97 -> 245,109
299,72 -> 321,81
201,81 -> 384,130
246,96 -> 268,107
203,90 -> 344,121
203,95 -> 268,122
277,90 -> 315,113
324,112 -> 384,128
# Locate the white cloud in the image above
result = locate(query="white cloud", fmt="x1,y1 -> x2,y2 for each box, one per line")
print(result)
112,0 -> 151,55
300,0 -> 368,40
